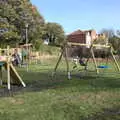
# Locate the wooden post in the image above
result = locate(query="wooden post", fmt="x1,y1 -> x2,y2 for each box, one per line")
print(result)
64,47 -> 71,79
0,66 -> 2,86
7,61 -> 10,90
0,48 -> 2,85
7,46 -> 11,90
10,63 -> 26,87
110,47 -> 120,72
53,44 -> 71,79
84,44 -> 93,70
91,47 -> 99,74
0,48 -> 1,55
53,47 -> 65,75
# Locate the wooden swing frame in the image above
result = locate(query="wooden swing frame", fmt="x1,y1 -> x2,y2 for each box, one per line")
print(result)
53,42 -> 120,79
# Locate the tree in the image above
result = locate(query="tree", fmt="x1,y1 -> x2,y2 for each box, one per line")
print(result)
93,33 -> 107,45
0,0 -> 45,46
109,36 -> 120,51
94,28 -> 116,45
44,22 -> 65,46
100,28 -> 115,38
99,29 -> 120,54
0,0 -> 65,49
0,1 -> 19,46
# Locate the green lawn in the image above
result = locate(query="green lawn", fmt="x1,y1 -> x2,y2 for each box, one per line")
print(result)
0,58 -> 120,120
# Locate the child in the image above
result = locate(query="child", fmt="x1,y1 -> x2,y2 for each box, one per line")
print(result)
12,49 -> 21,66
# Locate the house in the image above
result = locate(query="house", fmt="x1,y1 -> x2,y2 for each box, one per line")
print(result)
67,29 -> 97,48
66,29 -> 97,57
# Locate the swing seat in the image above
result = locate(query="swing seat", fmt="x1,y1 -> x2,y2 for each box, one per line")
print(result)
79,59 -> 86,66
97,65 -> 109,69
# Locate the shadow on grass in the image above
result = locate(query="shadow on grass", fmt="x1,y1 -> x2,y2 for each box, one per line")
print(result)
0,68 -> 120,97
87,106 -> 120,120
0,69 -> 119,120
23,69 -> 120,90
51,102 -> 120,120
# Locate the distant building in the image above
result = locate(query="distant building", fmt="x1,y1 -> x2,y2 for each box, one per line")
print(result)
66,29 -> 98,57
67,29 -> 97,48
66,29 -> 108,57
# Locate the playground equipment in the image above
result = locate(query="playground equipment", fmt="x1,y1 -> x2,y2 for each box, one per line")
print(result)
53,42 -> 120,79
97,65 -> 109,69
0,46 -> 26,90
11,43 -> 40,67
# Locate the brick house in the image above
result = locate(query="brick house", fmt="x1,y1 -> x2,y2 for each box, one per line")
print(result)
67,29 -> 97,47
66,29 -> 97,57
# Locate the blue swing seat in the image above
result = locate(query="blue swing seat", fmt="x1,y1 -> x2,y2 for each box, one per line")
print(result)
97,65 -> 109,69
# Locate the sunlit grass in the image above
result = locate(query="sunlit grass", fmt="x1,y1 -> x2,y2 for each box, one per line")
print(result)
0,58 -> 120,120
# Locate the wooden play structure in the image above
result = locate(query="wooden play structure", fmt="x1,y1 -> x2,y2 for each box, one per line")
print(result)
10,43 -> 40,70
0,46 -> 26,90
53,42 -> 120,79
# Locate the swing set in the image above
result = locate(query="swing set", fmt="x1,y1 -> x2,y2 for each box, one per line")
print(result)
52,42 -> 120,79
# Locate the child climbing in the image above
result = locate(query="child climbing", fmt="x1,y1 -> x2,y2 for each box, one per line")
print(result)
12,49 -> 21,66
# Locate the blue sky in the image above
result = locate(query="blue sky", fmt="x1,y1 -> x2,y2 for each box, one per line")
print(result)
30,0 -> 120,34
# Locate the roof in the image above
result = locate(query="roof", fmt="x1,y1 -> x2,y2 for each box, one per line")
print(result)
68,29 -> 96,36
68,30 -> 85,36
67,30 -> 86,43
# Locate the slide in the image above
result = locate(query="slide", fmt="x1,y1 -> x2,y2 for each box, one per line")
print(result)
4,62 -> 26,87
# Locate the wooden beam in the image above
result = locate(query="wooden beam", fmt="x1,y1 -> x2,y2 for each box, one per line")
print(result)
53,47 -> 65,74
10,64 -> 26,87
0,49 -> 8,51
110,47 -> 120,72
6,46 -> 10,90
84,44 -> 93,70
91,47 -> 99,74
68,42 -> 110,48
0,66 -> 2,86
64,47 -> 71,79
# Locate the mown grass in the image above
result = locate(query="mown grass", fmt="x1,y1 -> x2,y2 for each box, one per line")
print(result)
0,58 -> 120,120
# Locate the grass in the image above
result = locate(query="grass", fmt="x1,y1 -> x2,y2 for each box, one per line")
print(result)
0,58 -> 120,120
39,44 -> 61,55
